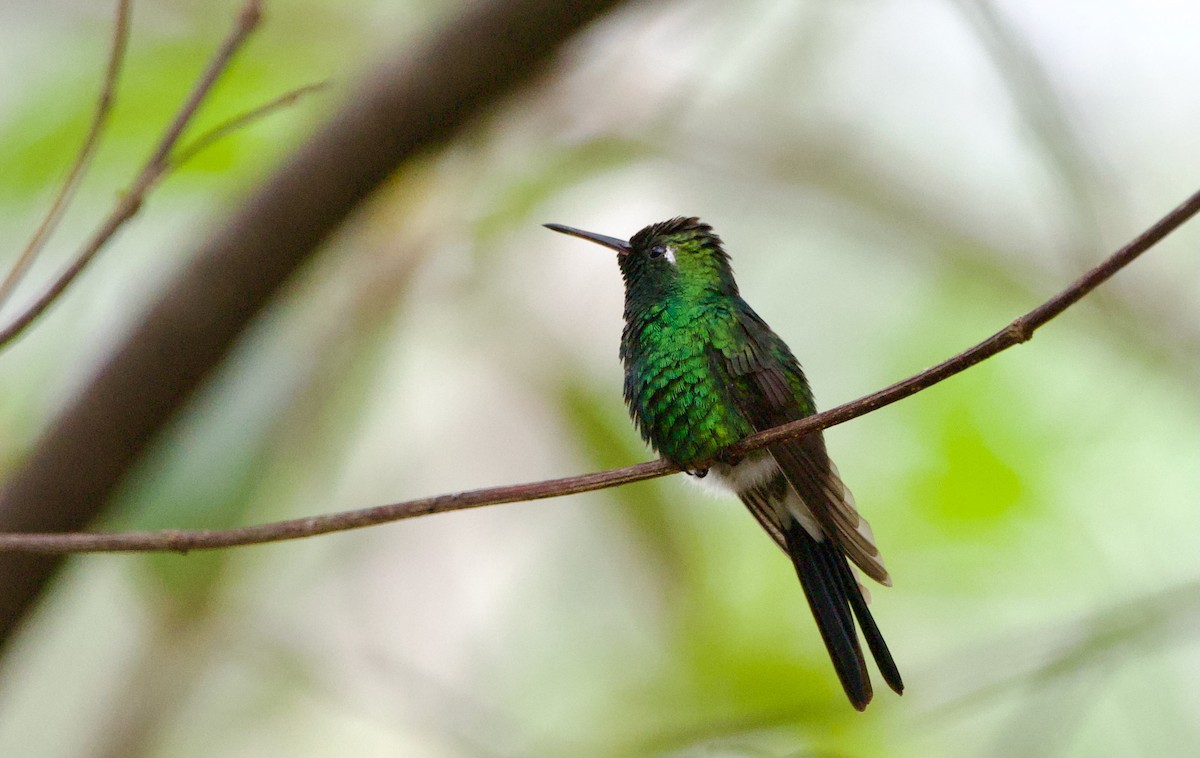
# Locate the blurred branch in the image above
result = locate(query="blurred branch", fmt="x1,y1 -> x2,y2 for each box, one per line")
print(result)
932,580 -> 1200,717
170,81 -> 330,169
0,0 -> 266,350
0,185 -> 1196,554
0,0 -> 631,649
953,0 -> 1107,252
0,0 -> 132,310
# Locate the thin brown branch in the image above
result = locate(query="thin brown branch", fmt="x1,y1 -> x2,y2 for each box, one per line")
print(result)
0,461 -> 674,554
730,184 -> 1200,454
0,0 -> 132,310
0,0 -> 263,351
0,185 -> 1196,555
171,81 -> 330,169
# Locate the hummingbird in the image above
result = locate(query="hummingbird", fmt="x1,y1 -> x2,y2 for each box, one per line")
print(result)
545,217 -> 902,710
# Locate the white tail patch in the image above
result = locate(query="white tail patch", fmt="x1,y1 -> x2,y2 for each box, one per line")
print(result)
692,451 -> 892,587
701,452 -> 778,495
782,488 -> 823,541
827,461 -> 890,586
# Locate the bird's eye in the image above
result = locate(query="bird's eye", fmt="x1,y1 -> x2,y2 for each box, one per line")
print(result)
649,244 -> 667,259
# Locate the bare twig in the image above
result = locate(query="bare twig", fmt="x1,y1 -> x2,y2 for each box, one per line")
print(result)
171,81 -> 330,169
0,185 -> 1196,555
0,461 -> 673,553
730,185 -> 1200,454
0,0 -> 132,310
0,0 -> 264,350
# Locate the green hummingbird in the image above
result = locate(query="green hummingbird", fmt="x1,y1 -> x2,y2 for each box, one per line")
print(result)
545,217 -> 902,710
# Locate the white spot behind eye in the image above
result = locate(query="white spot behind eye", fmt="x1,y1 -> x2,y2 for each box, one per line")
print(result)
664,246 -> 676,265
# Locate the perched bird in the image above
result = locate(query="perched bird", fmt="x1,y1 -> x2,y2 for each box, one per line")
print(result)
545,217 -> 902,710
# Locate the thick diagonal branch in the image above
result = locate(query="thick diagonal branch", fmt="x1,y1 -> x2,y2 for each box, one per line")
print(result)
0,0 -> 627,649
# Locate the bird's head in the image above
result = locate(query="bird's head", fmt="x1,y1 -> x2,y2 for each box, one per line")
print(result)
544,216 -> 737,298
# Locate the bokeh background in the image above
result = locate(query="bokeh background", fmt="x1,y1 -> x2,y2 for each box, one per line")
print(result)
0,0 -> 1197,755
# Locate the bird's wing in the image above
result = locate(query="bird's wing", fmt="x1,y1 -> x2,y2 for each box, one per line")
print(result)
712,306 -> 890,586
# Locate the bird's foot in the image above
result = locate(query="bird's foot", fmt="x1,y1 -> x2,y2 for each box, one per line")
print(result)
715,449 -> 744,467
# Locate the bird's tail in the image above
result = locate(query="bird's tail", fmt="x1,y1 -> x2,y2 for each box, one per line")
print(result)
784,520 -> 904,711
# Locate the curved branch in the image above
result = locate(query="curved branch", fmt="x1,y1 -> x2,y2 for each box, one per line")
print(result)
0,185 -> 1196,554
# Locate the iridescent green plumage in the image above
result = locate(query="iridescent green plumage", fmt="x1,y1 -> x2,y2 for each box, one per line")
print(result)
546,217 -> 902,710
617,219 -> 814,465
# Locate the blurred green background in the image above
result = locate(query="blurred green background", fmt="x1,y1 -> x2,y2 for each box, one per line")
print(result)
0,0 -> 1197,756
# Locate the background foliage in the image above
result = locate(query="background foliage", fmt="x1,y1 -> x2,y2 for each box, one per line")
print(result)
0,1 -> 1196,756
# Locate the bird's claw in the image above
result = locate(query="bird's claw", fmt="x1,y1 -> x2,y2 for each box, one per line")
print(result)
716,449 -> 744,467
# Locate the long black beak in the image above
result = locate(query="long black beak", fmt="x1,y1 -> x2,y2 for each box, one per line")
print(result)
543,223 -> 631,255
